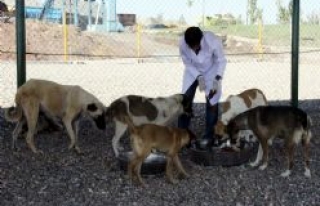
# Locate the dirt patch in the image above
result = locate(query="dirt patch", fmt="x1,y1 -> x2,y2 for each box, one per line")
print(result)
0,20 -> 270,61
0,20 -> 124,61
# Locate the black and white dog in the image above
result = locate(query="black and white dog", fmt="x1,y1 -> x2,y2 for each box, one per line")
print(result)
105,94 -> 192,157
227,105 -> 312,177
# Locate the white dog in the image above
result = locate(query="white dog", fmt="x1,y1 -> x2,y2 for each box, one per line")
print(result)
215,88 -> 268,143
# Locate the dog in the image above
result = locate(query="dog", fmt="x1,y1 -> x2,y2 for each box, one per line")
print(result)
4,79 -> 106,154
215,88 -> 268,143
126,121 -> 195,187
104,93 -> 192,157
226,105 -> 312,177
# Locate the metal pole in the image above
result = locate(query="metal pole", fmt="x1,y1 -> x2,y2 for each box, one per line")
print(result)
74,0 -> 79,27
63,0 -> 68,62
16,0 -> 26,88
291,0 -> 300,107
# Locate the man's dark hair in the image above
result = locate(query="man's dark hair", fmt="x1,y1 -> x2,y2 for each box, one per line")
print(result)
184,26 -> 203,48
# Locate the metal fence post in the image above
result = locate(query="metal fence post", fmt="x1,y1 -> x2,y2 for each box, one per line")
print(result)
16,0 -> 26,88
291,0 -> 300,107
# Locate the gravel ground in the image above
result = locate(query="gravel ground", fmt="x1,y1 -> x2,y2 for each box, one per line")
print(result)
1,100 -> 320,206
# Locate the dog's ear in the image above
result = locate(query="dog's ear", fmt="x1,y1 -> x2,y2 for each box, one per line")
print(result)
87,103 -> 98,112
94,114 -> 106,130
215,121 -> 228,140
226,120 -> 240,145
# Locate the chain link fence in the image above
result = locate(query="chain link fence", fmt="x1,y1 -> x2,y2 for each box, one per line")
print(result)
1,0 -> 320,107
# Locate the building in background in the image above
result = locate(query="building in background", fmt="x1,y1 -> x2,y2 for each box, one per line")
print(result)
117,13 -> 136,27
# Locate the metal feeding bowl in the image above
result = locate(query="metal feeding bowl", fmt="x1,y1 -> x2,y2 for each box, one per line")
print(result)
117,151 -> 167,175
189,139 -> 258,167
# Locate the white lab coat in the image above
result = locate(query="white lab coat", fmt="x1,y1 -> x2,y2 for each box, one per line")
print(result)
179,31 -> 227,105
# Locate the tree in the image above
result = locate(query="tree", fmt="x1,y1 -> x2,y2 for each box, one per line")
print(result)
178,14 -> 187,25
276,0 -> 290,24
306,11 -> 320,25
257,8 -> 263,22
246,0 -> 259,24
186,0 -> 194,7
236,15 -> 243,24
288,0 -> 293,18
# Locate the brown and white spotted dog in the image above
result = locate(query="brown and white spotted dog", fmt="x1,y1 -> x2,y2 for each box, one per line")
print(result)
104,94 -> 192,157
215,88 -> 268,143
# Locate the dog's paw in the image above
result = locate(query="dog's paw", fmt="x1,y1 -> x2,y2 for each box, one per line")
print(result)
114,151 -> 120,158
179,173 -> 190,179
304,169 -> 311,178
249,162 -> 259,168
137,180 -> 146,188
33,149 -> 44,155
68,143 -> 75,150
280,170 -> 291,177
258,164 -> 268,171
169,179 -> 178,185
75,146 -> 82,154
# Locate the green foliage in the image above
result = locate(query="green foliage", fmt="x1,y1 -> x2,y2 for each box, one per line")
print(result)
186,0 -> 194,7
205,24 -> 320,47
247,0 -> 259,24
276,0 -> 291,24
205,14 -> 237,27
154,24 -> 320,48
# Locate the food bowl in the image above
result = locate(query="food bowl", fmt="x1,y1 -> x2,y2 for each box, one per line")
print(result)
117,151 -> 167,175
189,141 -> 258,167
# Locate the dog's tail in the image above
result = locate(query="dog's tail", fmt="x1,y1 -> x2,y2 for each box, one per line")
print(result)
4,106 -> 23,122
306,115 -> 312,139
301,115 -> 313,143
253,88 -> 268,105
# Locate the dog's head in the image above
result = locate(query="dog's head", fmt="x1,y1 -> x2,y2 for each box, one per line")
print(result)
185,129 -> 197,148
214,120 -> 229,141
86,103 -> 106,130
225,118 -> 243,150
4,106 -> 22,122
176,128 -> 197,149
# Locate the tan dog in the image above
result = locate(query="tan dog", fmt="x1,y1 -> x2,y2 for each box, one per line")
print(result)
104,93 -> 192,157
126,122 -> 195,187
4,79 -> 106,153
215,88 -> 268,142
227,106 -> 312,177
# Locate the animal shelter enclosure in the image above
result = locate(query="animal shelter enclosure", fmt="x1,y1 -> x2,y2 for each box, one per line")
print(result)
1,0 -> 320,205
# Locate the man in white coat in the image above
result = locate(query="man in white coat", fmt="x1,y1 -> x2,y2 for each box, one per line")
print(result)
178,26 -> 227,147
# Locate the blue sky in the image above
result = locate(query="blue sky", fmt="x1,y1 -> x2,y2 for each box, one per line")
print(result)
117,0 -> 320,24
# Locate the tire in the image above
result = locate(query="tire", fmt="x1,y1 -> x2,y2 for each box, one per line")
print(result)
118,151 -> 167,175
189,142 -> 258,167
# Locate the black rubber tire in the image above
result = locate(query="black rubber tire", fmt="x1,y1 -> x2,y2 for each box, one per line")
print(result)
117,152 -> 167,175
189,143 -> 258,167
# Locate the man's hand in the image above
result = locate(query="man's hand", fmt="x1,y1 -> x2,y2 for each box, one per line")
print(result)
208,76 -> 222,99
212,79 -> 221,92
197,75 -> 206,92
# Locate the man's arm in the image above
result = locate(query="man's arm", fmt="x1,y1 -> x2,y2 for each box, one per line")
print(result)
179,40 -> 201,78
